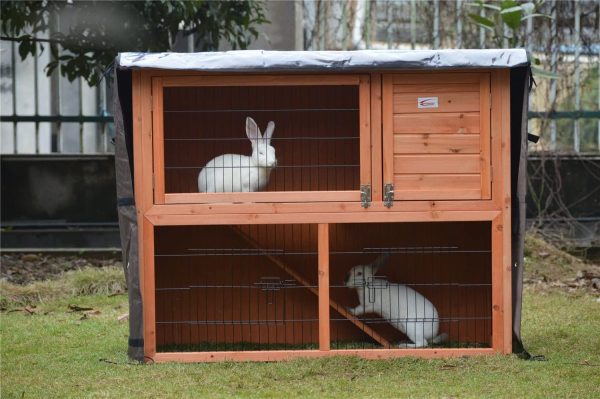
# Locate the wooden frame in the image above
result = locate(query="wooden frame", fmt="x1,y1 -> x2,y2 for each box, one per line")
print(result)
140,213 -> 507,362
150,74 -> 371,205
382,71 -> 492,202
132,68 -> 513,362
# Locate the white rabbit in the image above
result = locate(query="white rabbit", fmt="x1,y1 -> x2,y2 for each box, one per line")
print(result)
345,253 -> 448,348
198,117 -> 277,193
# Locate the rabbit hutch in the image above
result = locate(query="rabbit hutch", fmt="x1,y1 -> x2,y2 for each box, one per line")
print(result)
114,49 -> 531,362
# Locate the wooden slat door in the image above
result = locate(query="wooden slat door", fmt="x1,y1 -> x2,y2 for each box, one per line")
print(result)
382,73 -> 491,201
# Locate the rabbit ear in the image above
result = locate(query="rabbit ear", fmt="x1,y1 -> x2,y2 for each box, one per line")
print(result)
263,121 -> 275,143
371,253 -> 390,273
246,117 -> 260,141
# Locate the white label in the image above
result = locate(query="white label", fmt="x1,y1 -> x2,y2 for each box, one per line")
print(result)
417,96 -> 439,109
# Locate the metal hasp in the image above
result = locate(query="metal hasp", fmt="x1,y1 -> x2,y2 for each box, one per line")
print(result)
360,184 -> 371,208
383,183 -> 394,208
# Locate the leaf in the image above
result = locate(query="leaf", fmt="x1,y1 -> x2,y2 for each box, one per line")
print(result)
18,39 -> 31,60
500,6 -> 524,15
466,2 -> 501,11
521,13 -> 553,21
531,66 -> 560,79
468,13 -> 496,29
500,6 -> 523,30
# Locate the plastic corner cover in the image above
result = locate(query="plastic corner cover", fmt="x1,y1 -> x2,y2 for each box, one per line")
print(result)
116,49 -> 529,72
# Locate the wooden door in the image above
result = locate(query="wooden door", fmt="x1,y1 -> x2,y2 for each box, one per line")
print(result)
151,75 -> 372,205
382,73 -> 491,201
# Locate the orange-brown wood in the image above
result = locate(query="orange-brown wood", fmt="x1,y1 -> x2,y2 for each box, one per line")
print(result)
143,217 -> 156,359
393,82 -> 479,93
384,72 -> 492,203
146,200 -> 502,216
370,73 -> 383,201
393,175 -> 481,200
157,77 -> 363,199
391,73 -> 484,85
137,71 -> 157,361
146,210 -> 501,226
394,134 -> 480,154
393,154 -> 480,174
161,75 -> 361,87
359,75 -> 372,189
491,214 -> 504,352
152,348 -> 496,363
232,226 -> 392,348
498,69 -> 512,354
132,70 -> 146,321
134,67 -> 514,362
164,191 -> 360,204
140,71 -> 155,210
393,113 -> 480,134
382,75 -> 394,189
393,92 -> 480,114
152,77 -> 166,204
318,223 -> 330,350
479,73 -> 492,199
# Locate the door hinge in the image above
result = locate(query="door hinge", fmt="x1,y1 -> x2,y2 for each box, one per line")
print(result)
383,183 -> 394,208
360,184 -> 371,208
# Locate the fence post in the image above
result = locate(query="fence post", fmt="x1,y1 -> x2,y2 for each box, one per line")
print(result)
433,0 -> 440,49
549,0 -> 558,151
456,0 -> 463,48
573,0 -> 581,153
410,0 -> 416,50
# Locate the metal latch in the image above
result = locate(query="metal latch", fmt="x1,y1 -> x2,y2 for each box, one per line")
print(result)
383,183 -> 394,208
360,184 -> 371,208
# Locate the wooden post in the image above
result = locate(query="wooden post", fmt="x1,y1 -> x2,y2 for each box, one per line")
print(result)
318,223 -> 330,351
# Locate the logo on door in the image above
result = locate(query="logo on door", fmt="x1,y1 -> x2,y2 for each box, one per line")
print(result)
417,97 -> 439,109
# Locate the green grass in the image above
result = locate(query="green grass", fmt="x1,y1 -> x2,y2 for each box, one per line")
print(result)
0,266 -> 126,309
2,288 -> 599,398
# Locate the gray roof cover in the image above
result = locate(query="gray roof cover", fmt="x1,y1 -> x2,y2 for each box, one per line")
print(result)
117,49 -> 529,72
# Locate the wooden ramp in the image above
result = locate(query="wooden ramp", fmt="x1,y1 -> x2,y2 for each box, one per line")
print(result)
232,226 -> 392,348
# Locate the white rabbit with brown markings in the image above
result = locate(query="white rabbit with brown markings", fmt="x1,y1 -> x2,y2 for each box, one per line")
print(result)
198,117 -> 277,193
345,253 -> 448,348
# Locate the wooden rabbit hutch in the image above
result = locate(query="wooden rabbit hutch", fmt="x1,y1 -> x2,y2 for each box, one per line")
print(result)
117,49 -> 530,362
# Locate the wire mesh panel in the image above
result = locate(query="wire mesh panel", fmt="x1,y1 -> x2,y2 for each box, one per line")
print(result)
162,83 -> 360,194
154,224 -> 320,352
329,222 -> 492,349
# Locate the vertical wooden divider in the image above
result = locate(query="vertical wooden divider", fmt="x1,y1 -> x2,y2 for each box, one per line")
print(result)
318,223 -> 330,351
143,217 -> 156,358
152,78 -> 165,204
479,73 -> 492,199
381,75 -> 394,191
138,71 -> 157,361
490,69 -> 511,354
370,73 -> 383,202
359,76 -> 372,193
499,70 -> 512,354
491,214 -> 504,352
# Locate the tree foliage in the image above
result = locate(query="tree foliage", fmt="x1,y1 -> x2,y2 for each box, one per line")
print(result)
467,0 -> 556,78
0,0 -> 268,86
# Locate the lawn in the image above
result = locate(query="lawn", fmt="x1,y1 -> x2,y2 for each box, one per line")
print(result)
1,238 -> 599,398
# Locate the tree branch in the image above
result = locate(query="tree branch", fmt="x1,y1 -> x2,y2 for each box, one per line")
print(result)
0,35 -> 66,45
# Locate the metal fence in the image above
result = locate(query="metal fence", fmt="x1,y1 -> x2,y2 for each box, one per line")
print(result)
302,0 -> 600,153
0,36 -> 114,155
1,0 -> 598,155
